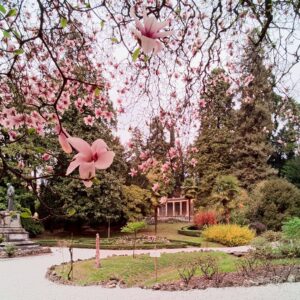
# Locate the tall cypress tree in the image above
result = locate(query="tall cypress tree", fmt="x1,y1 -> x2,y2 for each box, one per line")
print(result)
192,68 -> 236,206
231,43 -> 276,189
146,116 -> 169,161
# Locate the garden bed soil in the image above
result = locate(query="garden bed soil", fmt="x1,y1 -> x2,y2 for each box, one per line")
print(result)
47,260 -> 300,291
151,265 -> 300,291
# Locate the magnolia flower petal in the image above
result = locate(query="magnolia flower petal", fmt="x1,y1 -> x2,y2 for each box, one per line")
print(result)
67,137 -> 92,158
130,6 -> 136,18
153,30 -> 174,39
136,20 -> 145,33
83,180 -> 93,188
79,161 -> 95,180
144,15 -> 156,32
91,139 -> 108,154
143,8 -> 155,31
153,40 -> 164,55
94,151 -> 115,170
66,154 -> 87,175
59,133 -> 72,154
151,19 -> 170,33
132,28 -> 142,39
140,36 -> 156,54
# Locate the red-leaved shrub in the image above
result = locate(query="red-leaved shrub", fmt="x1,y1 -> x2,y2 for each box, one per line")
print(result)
194,211 -> 217,228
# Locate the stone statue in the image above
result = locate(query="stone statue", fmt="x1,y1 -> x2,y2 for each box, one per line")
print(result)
6,183 -> 15,211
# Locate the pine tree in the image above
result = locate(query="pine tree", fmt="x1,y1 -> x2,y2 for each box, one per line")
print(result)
192,68 -> 236,206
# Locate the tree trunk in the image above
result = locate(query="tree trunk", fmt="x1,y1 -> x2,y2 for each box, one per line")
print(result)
225,208 -> 230,224
133,232 -> 136,258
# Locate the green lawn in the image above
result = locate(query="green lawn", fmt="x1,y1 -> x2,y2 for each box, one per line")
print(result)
36,222 -> 222,248
55,251 -> 238,286
139,222 -> 222,247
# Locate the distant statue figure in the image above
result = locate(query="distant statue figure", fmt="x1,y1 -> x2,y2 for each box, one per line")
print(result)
6,183 -> 15,211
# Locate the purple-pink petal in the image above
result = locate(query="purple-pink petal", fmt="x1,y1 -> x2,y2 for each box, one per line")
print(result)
94,151 -> 115,170
91,139 -> 108,154
153,30 -> 174,39
67,137 -> 92,158
141,36 -> 157,54
59,133 -> 72,154
79,161 -> 95,180
83,180 -> 93,188
66,154 -> 88,175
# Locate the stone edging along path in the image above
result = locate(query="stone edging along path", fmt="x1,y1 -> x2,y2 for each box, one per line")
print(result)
2,246 -> 300,300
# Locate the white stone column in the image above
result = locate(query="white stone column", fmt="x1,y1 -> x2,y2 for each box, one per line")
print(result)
173,202 -> 175,216
165,203 -> 168,216
180,201 -> 182,216
157,207 -> 160,217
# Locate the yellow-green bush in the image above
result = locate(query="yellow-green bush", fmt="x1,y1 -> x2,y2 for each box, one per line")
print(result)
202,224 -> 255,246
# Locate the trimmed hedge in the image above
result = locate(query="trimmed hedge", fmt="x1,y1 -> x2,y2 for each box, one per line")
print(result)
178,226 -> 202,237
35,239 -> 197,249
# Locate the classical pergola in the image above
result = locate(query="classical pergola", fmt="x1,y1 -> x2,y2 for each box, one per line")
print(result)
157,197 -> 193,221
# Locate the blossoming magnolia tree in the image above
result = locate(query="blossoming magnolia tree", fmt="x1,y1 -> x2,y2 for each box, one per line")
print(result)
0,1 -> 300,193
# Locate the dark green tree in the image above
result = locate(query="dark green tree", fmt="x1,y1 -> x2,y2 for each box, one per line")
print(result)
192,68 -> 236,205
38,104 -> 128,228
282,156 -> 300,189
231,42 -> 276,189
268,96 -> 300,172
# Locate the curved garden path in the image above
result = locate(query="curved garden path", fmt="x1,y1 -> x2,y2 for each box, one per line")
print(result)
1,247 -> 300,300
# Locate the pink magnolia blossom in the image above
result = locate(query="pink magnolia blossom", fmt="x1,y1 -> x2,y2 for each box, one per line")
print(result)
152,183 -> 160,193
199,99 -> 206,108
190,158 -> 197,167
161,163 -> 170,173
45,165 -> 53,173
42,153 -> 51,161
55,125 -> 72,154
130,7 -> 174,55
160,196 -> 168,204
66,137 -> 115,187
84,115 -> 95,126
139,151 -> 149,160
129,168 -> 138,177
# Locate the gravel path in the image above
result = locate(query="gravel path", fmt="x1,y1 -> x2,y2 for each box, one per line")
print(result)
1,247 -> 300,300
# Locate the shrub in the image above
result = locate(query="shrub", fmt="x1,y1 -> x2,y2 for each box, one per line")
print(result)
248,179 -> 300,231
0,234 -> 3,244
282,217 -> 300,240
193,210 -> 217,228
249,222 -> 267,235
277,242 -> 300,258
197,255 -> 219,279
178,226 -> 202,237
177,263 -> 197,286
202,224 -> 255,246
21,218 -> 44,237
4,244 -> 16,257
261,230 -> 282,242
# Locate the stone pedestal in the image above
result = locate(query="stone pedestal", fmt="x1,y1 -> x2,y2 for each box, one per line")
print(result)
0,211 -> 39,249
